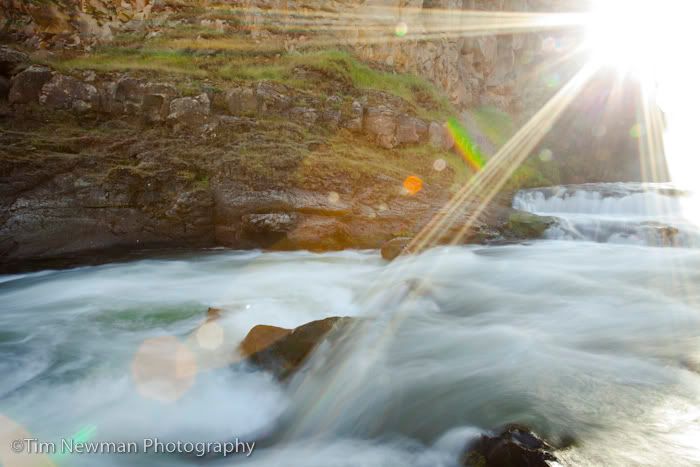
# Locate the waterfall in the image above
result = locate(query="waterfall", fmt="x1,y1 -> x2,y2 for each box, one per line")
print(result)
513,183 -> 700,246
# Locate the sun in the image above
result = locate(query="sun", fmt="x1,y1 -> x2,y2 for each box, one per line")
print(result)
585,0 -> 652,74
585,0 -> 700,193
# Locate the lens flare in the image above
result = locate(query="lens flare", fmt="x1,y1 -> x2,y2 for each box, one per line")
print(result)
196,322 -> 225,350
394,22 -> 408,37
433,158 -> 447,172
0,414 -> 55,466
446,117 -> 486,173
403,176 -> 423,195
131,336 -> 197,403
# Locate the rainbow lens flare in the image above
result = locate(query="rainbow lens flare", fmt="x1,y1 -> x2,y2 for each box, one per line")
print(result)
446,117 -> 487,172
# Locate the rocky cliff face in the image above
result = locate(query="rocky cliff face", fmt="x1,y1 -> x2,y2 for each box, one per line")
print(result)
235,0 -> 589,114
0,0 -> 666,270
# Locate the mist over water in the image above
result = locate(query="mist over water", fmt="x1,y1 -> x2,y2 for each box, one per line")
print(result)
1,184 -> 700,466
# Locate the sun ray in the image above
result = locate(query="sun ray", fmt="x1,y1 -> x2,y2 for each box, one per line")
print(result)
277,62 -> 600,442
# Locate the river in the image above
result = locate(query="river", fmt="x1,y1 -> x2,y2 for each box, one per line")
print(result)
1,183 -> 700,466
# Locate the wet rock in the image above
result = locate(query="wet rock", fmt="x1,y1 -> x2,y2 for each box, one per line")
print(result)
239,325 -> 292,358
0,46 -> 29,78
381,237 -> 412,261
364,105 -> 398,149
504,211 -> 555,239
245,317 -> 354,380
9,66 -> 53,105
396,115 -> 428,145
39,74 -> 98,112
226,87 -> 257,115
167,93 -> 211,127
462,424 -> 558,467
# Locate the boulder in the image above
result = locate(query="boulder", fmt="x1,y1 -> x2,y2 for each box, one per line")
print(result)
429,121 -> 454,150
245,317 -> 354,380
141,83 -> 178,122
396,115 -> 428,145
167,93 -> 211,127
381,237 -> 413,261
462,424 -> 558,467
9,66 -> 53,105
342,100 -> 363,132
39,74 -> 99,112
114,76 -> 145,104
364,105 -> 398,149
239,324 -> 292,358
0,46 -> 29,78
225,87 -> 257,115
504,211 -> 555,239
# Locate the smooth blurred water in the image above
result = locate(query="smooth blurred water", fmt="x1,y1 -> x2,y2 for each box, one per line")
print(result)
1,186 -> 700,466
514,183 -> 700,246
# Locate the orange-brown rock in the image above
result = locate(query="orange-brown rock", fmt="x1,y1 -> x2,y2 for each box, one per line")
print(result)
244,317 -> 354,380
238,324 -> 292,358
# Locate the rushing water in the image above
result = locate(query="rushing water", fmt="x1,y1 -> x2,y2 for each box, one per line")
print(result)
513,182 -> 700,246
1,183 -> 700,466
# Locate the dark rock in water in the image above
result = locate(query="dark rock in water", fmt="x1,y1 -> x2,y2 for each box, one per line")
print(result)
504,211 -> 555,239
462,424 -> 558,467
245,317 -> 353,380
381,237 -> 412,261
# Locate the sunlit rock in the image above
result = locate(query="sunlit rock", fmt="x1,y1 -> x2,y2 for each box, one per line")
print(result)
245,317 -> 354,380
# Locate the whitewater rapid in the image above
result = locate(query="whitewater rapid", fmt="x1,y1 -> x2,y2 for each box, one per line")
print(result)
513,182 -> 700,246
1,183 -> 700,466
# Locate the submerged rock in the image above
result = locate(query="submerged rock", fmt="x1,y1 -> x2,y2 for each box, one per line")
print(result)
244,317 -> 353,380
462,424 -> 558,467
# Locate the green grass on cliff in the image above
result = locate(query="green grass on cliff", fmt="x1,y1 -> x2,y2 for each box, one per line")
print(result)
49,40 -> 451,119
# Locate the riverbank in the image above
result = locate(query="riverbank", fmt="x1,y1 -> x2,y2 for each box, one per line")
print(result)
0,41 -> 557,273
